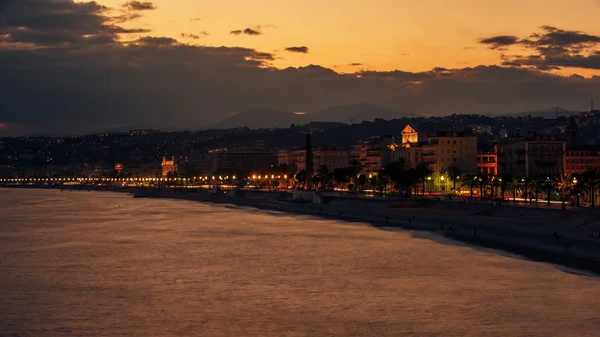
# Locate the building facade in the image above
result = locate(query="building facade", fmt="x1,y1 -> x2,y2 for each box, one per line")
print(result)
200,148 -> 277,175
477,153 -> 498,176
161,156 -> 177,177
495,138 -> 566,177
393,125 -> 477,175
278,147 -> 349,173
427,131 -> 478,175
350,136 -> 394,174
565,149 -> 600,175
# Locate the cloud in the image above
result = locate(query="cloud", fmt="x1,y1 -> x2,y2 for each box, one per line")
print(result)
230,27 -> 263,36
181,32 -> 208,40
1,2 -> 600,137
349,63 -> 363,66
479,35 -> 520,49
0,0 -> 149,48
136,36 -> 178,46
243,28 -> 261,36
480,26 -> 600,70
123,1 -> 157,11
285,46 -> 309,53
190,17 -> 204,22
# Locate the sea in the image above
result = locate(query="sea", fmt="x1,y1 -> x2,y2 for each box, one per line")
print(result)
1,189 -> 600,337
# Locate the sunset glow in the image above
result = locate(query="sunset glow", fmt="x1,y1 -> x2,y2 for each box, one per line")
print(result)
97,0 -> 600,76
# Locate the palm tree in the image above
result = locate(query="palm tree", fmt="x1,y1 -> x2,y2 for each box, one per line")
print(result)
509,176 -> 522,203
477,175 -> 489,200
489,176 -> 501,200
581,169 -> 600,208
556,173 -> 573,208
447,165 -> 462,191
317,165 -> 330,188
541,176 -> 555,205
498,174 -> 513,203
413,162 -> 432,196
462,174 -> 479,200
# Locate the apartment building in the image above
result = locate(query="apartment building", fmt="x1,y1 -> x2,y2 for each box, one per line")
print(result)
477,153 -> 498,175
350,136 -> 394,174
199,148 -> 277,175
277,147 -> 349,172
495,137 -> 566,177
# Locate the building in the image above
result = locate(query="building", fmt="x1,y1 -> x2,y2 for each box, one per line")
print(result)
495,137 -> 566,177
200,148 -> 277,175
565,149 -> 600,175
277,147 -> 349,172
477,153 -> 498,175
426,130 -> 478,175
563,116 -> 600,175
393,123 -> 477,175
350,136 -> 394,174
161,156 -> 178,177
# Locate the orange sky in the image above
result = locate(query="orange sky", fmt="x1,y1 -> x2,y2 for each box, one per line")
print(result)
99,0 -> 600,76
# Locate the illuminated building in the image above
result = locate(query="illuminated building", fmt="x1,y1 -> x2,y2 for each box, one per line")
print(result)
563,116 -> 600,175
477,153 -> 498,175
393,124 -> 478,174
115,163 -> 123,174
350,136 -> 394,174
200,148 -> 277,174
495,137 -> 565,177
161,156 -> 178,177
277,147 -> 349,172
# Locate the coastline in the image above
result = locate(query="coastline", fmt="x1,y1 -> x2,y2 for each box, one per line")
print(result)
3,185 -> 600,275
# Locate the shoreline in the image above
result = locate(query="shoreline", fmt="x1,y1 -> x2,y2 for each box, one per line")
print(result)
3,185 -> 600,276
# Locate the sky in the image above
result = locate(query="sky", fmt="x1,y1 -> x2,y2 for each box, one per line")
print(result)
1,0 -> 600,136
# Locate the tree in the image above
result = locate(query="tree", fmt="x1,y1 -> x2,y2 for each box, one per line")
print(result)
332,167 -> 350,188
462,174 -> 479,200
556,173 -> 573,205
477,175 -> 489,200
508,176 -> 522,203
498,174 -> 512,202
295,170 -> 306,187
317,165 -> 330,188
357,174 -> 367,192
413,162 -> 432,196
447,165 -> 462,190
541,176 -> 555,205
581,169 -> 600,208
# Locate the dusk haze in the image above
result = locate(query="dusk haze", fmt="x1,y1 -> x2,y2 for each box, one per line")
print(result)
2,1 -> 600,336
1,0 -> 600,135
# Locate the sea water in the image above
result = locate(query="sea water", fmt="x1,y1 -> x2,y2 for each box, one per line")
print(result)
1,189 -> 599,336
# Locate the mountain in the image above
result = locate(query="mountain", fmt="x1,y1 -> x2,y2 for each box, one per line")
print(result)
507,107 -> 579,119
309,103 -> 410,123
210,108 -> 308,129
211,103 -> 411,129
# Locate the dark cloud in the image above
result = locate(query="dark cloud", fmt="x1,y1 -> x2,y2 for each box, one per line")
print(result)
1,2 -> 599,136
181,32 -> 208,40
349,63 -> 362,66
230,27 -> 262,36
479,35 -> 520,49
0,0 -> 149,48
243,28 -> 261,36
123,1 -> 157,11
481,27 -> 600,70
285,46 -> 309,53
136,36 -> 178,46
